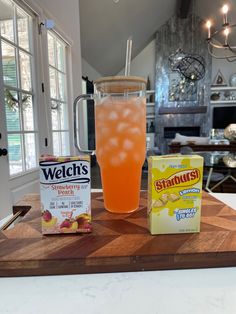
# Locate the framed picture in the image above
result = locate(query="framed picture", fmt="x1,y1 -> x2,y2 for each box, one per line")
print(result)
212,70 -> 227,86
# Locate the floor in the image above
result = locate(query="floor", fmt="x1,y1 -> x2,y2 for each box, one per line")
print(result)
91,163 -> 236,193
204,168 -> 236,193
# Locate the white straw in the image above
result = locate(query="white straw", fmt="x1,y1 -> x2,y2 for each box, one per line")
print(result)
125,37 -> 132,76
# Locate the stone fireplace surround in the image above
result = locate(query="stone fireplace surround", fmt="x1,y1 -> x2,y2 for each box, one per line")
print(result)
154,14 -> 212,154
157,113 -> 207,153
164,126 -> 200,139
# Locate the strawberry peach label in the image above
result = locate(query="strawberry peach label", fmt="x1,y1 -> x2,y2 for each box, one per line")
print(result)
39,156 -> 91,234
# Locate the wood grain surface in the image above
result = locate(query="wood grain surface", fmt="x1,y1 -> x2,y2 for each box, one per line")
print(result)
1,192 -> 236,277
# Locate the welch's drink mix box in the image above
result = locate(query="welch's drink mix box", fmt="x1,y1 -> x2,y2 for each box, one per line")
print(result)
39,156 -> 91,234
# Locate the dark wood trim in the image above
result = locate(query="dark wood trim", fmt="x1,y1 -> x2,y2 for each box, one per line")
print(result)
169,143 -> 236,153
0,205 -> 31,230
0,206 -> 31,231
178,0 -> 192,18
159,106 -> 207,115
12,205 -> 31,216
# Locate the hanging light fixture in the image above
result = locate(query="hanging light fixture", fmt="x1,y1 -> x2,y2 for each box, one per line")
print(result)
206,4 -> 236,62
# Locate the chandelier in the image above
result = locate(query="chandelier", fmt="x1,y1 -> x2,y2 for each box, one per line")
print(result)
206,4 -> 236,62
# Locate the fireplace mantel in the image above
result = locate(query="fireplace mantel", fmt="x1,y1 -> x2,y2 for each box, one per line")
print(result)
169,143 -> 236,153
159,106 -> 208,115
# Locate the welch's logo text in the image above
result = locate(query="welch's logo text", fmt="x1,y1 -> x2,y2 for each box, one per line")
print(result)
40,160 -> 90,184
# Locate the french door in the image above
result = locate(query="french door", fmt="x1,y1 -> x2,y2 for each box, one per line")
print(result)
0,0 -> 71,220
0,78 -> 11,220
0,0 -> 38,219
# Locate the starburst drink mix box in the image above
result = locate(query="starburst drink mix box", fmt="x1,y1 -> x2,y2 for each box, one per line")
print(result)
148,155 -> 203,235
39,156 -> 91,234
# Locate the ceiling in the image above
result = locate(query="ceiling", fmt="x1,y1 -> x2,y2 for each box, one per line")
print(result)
79,0 -> 236,76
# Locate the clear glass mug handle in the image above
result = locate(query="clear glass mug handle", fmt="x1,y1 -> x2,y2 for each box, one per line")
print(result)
73,94 -> 95,154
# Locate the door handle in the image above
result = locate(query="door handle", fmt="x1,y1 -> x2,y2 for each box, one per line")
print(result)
0,148 -> 8,156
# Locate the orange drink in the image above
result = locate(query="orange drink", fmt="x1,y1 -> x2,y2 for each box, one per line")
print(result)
95,76 -> 146,213
95,96 -> 146,213
73,76 -> 147,213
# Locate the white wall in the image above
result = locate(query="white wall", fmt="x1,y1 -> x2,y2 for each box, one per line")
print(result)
212,57 -> 236,85
82,39 -> 156,86
82,58 -> 101,81
118,38 -> 236,90
118,40 -> 156,90
35,0 -> 82,98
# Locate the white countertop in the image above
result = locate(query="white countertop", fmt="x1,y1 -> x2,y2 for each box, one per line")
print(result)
1,267 -> 236,314
210,193 -> 236,210
1,192 -> 236,314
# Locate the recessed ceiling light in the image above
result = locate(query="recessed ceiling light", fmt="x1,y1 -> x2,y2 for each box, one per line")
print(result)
113,0 -> 119,3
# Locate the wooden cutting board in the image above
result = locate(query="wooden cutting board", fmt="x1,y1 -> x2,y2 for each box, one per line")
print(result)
1,192 -> 236,277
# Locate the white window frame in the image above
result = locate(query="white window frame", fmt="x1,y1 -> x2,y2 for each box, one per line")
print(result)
13,0 -> 74,160
0,0 -> 39,178
33,9 -> 74,157
47,29 -> 70,156
1,0 -> 74,169
0,0 -> 76,207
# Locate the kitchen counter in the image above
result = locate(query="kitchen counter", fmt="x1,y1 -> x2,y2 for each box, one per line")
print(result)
1,267 -> 236,314
1,192 -> 236,314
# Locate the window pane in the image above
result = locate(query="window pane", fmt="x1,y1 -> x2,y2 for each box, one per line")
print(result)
47,33 -> 55,66
24,133 -> 36,170
19,51 -> 31,91
49,67 -> 57,98
8,134 -> 23,175
52,132 -> 60,156
53,131 -> 69,156
0,0 -> 14,43
60,103 -> 68,129
5,89 -> 21,131
1,41 -> 17,87
17,8 -> 30,51
58,72 -> 66,101
48,31 -> 69,156
61,131 -> 70,155
22,94 -> 34,130
51,103 -> 60,130
57,40 -> 65,71
51,102 -> 68,130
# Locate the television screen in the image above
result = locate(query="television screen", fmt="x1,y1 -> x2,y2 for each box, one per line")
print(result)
213,106 -> 236,129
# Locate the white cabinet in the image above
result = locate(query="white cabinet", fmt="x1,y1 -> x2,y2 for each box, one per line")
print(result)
146,133 -> 155,150
210,86 -> 236,105
146,102 -> 155,119
146,90 -> 155,138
